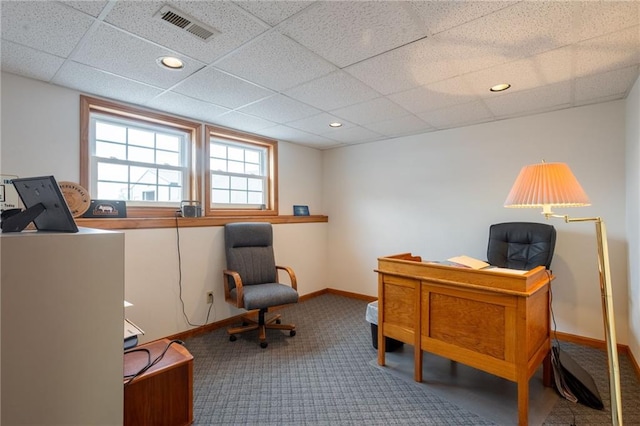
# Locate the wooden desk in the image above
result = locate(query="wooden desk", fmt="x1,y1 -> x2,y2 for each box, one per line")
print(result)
124,339 -> 194,426
376,253 -> 553,426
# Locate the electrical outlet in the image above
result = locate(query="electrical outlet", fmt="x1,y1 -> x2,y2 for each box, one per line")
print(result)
206,291 -> 214,304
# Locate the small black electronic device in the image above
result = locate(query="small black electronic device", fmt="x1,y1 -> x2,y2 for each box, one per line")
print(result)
180,200 -> 201,217
1,176 -> 78,233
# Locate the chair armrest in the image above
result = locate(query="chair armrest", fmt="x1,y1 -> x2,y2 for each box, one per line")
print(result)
223,269 -> 244,308
276,265 -> 297,290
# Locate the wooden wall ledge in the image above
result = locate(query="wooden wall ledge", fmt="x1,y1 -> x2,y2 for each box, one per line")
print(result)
75,215 -> 328,230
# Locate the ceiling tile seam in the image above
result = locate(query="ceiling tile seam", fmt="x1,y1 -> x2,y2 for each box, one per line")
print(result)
338,34 -> 430,70
226,0 -> 275,30
428,0 -> 523,37
49,1 -> 118,83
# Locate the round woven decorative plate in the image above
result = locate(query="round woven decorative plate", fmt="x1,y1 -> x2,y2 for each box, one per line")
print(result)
59,181 -> 91,217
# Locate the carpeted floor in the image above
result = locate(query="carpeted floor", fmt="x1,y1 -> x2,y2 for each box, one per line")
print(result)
184,294 -> 639,425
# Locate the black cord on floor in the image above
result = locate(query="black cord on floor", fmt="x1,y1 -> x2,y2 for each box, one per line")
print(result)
175,211 -> 214,327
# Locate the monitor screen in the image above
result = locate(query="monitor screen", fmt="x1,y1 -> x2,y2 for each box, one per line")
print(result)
11,176 -> 78,232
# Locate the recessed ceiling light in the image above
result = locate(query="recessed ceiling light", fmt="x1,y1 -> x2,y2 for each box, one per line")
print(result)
490,83 -> 511,92
329,122 -> 343,128
157,56 -> 184,70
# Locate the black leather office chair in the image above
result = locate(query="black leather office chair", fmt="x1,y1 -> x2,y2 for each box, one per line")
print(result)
223,222 -> 299,348
487,222 -> 556,270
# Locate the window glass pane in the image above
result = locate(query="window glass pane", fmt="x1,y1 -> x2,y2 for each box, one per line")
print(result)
212,189 -> 229,203
169,186 -> 182,201
97,162 -> 128,182
211,158 -> 227,172
248,192 -> 263,204
230,190 -> 247,204
212,174 -> 229,189
230,176 -> 247,190
245,150 -> 260,164
228,160 -> 244,174
156,150 -> 179,166
130,166 -> 157,184
97,181 -> 128,200
128,128 -> 154,148
131,184 -> 157,201
245,162 -> 260,175
129,146 -> 154,163
228,147 -> 244,162
247,178 -> 263,191
211,143 -> 226,158
96,141 -> 126,160
158,169 -> 181,187
157,134 -> 180,151
96,122 -> 126,143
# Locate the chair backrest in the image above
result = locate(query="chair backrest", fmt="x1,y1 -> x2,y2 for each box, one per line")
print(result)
487,222 -> 556,270
224,222 -> 277,286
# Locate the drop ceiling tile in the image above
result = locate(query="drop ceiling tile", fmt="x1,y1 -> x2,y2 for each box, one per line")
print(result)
575,65 -> 640,104
258,125 -> 341,149
213,111 -> 276,133
574,26 -> 640,78
484,81 -> 572,118
214,31 -> 337,91
363,114 -> 434,138
173,67 -> 274,109
417,101 -> 493,130
461,46 -> 574,97
320,125 -> 383,144
232,1 -> 312,27
1,1 -> 95,57
104,1 -> 269,63
145,91 -> 230,123
237,94 -> 321,124
331,97 -> 411,126
287,112 -> 355,135
53,61 -> 163,105
573,1 -> 639,43
434,1 -> 576,76
72,24 -> 206,89
409,1 -> 517,35
1,40 -> 65,82
344,37 -> 461,96
284,71 -> 380,111
388,77 -> 478,115
279,1 -> 427,67
60,1 -> 109,18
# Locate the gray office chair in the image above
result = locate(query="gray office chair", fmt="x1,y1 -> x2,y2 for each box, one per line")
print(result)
487,222 -> 556,270
223,222 -> 299,348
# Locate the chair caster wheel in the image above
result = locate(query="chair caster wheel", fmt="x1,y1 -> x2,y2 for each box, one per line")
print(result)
260,341 -> 268,348
275,319 -> 281,324
290,330 -> 296,337
229,335 -> 237,342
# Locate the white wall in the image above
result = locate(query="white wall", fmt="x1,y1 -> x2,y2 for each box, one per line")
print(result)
324,101 -> 629,344
626,75 -> 640,362
0,72 -> 328,343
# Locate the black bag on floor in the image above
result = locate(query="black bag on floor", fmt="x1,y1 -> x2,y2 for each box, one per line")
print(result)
552,346 -> 604,410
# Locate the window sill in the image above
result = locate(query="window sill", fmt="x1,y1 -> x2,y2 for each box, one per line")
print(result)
75,215 -> 328,230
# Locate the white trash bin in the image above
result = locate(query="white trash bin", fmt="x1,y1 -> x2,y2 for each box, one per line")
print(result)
366,301 -> 403,352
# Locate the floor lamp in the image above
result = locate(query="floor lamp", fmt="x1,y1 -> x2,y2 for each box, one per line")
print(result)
504,161 -> 622,426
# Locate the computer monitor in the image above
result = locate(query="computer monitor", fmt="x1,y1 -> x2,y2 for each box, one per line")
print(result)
1,176 -> 78,233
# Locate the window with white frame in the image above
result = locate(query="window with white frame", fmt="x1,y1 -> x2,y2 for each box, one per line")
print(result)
90,114 -> 190,205
206,125 -> 278,215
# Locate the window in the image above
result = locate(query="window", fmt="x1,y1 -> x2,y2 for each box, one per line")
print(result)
206,125 -> 278,216
80,96 -> 278,219
81,96 -> 200,216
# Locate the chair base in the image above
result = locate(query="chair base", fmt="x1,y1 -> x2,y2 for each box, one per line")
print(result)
227,308 -> 296,348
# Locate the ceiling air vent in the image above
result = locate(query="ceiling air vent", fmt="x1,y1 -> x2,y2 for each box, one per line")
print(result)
155,5 -> 218,42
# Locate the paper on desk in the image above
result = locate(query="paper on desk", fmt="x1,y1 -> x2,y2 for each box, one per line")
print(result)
447,255 -> 491,270
485,267 -> 528,275
124,318 -> 145,338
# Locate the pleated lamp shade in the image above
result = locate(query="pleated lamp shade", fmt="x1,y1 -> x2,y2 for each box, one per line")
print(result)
504,162 -> 591,214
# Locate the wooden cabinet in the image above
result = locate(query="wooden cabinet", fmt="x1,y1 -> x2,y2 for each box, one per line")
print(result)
124,338 -> 194,426
1,228 -> 124,425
